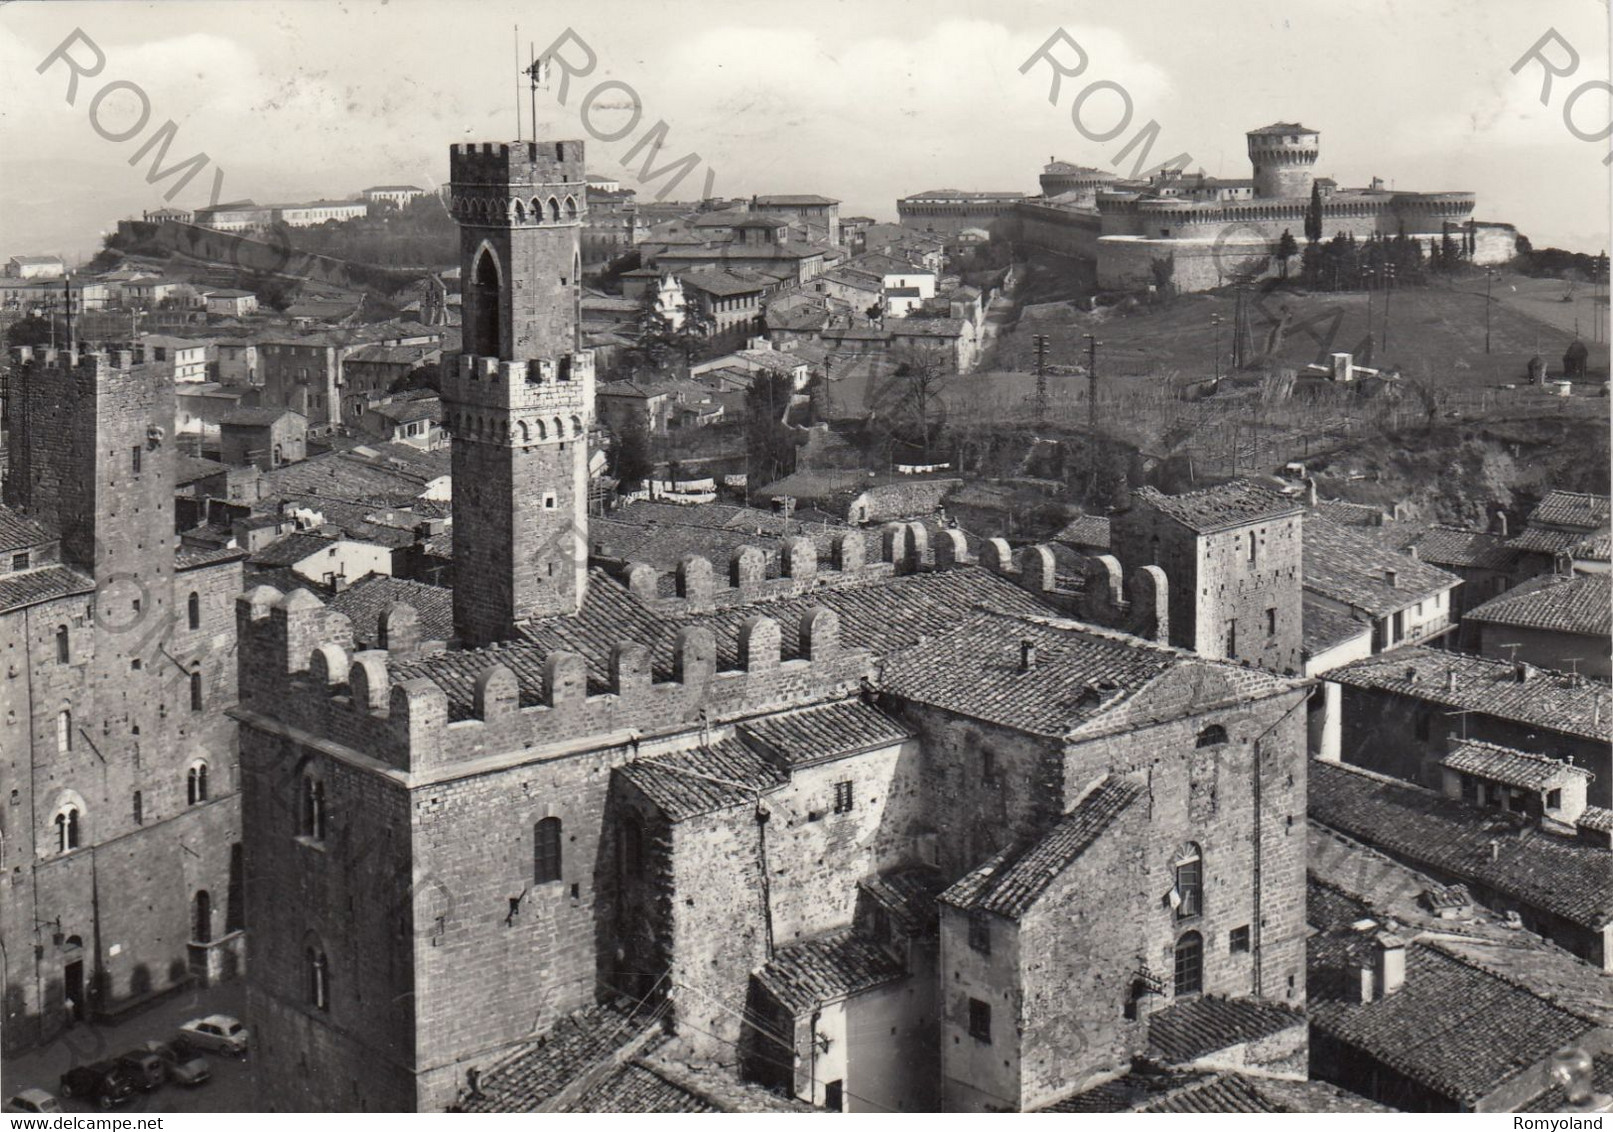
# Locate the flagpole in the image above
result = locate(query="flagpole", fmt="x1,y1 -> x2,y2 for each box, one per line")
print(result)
514,25 -> 522,141
529,43 -> 539,143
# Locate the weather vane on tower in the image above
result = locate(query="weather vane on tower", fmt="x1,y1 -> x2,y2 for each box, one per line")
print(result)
514,27 -> 552,143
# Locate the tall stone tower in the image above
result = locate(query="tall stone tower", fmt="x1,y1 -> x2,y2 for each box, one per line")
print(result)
1246,123 -> 1319,200
440,140 -> 594,646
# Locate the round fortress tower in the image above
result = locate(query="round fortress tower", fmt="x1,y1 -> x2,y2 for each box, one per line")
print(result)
1247,122 -> 1319,200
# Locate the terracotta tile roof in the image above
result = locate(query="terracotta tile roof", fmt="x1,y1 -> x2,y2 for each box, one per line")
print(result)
752,194 -> 839,206
1398,525 -> 1520,572
566,1060 -> 717,1113
250,532 -> 343,568
1308,935 -> 1595,1107
458,1002 -> 643,1112
1313,499 -> 1387,527
1132,482 -> 1302,534
1053,513 -> 1111,549
1309,761 -> 1613,929
174,545 -> 247,571
1327,646 -> 1612,743
1465,572 -> 1610,638
0,564 -> 94,614
1527,491 -> 1611,531
1302,596 -> 1371,657
174,455 -> 230,486
1043,1070 -> 1389,1113
221,407 -> 303,427
1442,738 -> 1591,791
617,738 -> 786,822
737,699 -> 911,767
1579,806 -> 1613,833
1304,516 -> 1460,616
1146,996 -> 1305,1064
1142,1076 -> 1283,1113
753,928 -> 906,1015
858,866 -> 946,937
882,610 -> 1295,739
329,575 -> 455,647
0,505 -> 55,552
941,777 -> 1142,918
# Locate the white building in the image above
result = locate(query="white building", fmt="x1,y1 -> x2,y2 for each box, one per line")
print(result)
361,185 -> 429,208
274,200 -> 369,227
206,290 -> 260,317
6,255 -> 65,280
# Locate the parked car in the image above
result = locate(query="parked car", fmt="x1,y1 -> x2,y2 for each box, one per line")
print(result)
114,1049 -> 167,1091
132,1040 -> 211,1086
58,1062 -> 137,1109
177,1015 -> 248,1057
5,1089 -> 61,1113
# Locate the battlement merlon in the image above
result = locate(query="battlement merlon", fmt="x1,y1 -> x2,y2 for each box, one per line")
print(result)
232,585 -> 869,781
449,140 -> 587,190
438,351 -> 595,417
10,345 -> 146,386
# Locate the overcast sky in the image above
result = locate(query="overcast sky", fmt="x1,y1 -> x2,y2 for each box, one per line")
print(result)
2,0 -> 1608,261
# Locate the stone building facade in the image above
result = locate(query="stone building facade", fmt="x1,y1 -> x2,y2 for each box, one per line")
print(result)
1,346 -> 244,1052
1110,483 -> 1305,675
234,133 -> 1312,1114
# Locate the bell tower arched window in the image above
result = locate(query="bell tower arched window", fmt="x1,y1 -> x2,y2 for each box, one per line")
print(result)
468,247 -> 503,358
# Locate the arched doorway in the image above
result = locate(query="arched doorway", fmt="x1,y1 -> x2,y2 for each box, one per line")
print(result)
469,248 -> 503,358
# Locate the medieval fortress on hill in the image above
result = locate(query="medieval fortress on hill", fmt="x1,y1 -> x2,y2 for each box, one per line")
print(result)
906,123 -> 1518,292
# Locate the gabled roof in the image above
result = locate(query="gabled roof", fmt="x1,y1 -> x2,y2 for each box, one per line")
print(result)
753,928 -> 906,1015
1054,513 -> 1112,549
0,504 -> 55,553
1302,596 -> 1371,657
1395,525 -> 1520,572
1131,482 -> 1302,534
221,407 -> 304,427
1441,739 -> 1590,790
737,698 -> 911,768
1326,646 -> 1611,743
457,1003 -> 645,1112
329,575 -> 454,647
858,866 -> 946,937
1303,516 -> 1460,616
1464,572 -> 1610,638
882,610 -> 1298,739
752,194 -> 839,206
940,777 -> 1143,918
1308,933 -> 1594,1107
1146,996 -> 1306,1064
1526,490 -> 1611,531
0,565 -> 95,614
1309,761 -> 1613,930
250,532 -> 347,568
616,738 -> 786,821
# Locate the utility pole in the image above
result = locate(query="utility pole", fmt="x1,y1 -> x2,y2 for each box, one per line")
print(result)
1210,314 -> 1223,383
1382,264 -> 1394,353
1363,268 -> 1376,361
1083,333 -> 1100,491
1032,333 -> 1049,422
1484,267 -> 1496,354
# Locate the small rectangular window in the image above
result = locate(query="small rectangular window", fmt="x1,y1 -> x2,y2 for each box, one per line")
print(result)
10,553 -> 27,571
131,446 -> 142,474
833,780 -> 854,814
1229,925 -> 1250,953
1265,607 -> 1277,637
1415,711 -> 1431,741
968,998 -> 991,1042
981,750 -> 997,786
968,911 -> 991,955
133,791 -> 143,825
1547,788 -> 1562,810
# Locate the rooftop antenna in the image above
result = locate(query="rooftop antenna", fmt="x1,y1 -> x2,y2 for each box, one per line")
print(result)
1497,642 -> 1523,664
514,25 -> 522,142
1442,708 -> 1477,742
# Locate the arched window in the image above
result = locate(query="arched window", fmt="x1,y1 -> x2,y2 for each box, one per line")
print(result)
190,670 -> 204,712
1174,931 -> 1203,996
193,890 -> 212,943
469,247 -> 502,357
187,761 -> 209,805
306,945 -> 329,1011
1195,724 -> 1227,748
56,625 -> 69,664
301,776 -> 326,841
534,817 -> 562,884
187,591 -> 200,630
54,805 -> 81,852
1174,843 -> 1203,918
57,709 -> 72,753
547,197 -> 561,222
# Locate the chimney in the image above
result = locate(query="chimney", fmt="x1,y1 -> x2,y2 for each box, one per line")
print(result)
1385,567 -> 1398,588
1407,545 -> 1419,561
1489,839 -> 1502,861
1304,477 -> 1318,507
1446,668 -> 1457,692
1019,638 -> 1037,673
1494,511 -> 1509,538
1515,661 -> 1533,684
1375,932 -> 1406,997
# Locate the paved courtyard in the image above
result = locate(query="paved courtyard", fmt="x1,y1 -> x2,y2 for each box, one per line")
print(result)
3,981 -> 257,1113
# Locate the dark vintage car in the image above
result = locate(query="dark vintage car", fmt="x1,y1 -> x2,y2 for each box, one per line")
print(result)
132,1040 -> 211,1086
114,1049 -> 166,1091
58,1062 -> 137,1110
